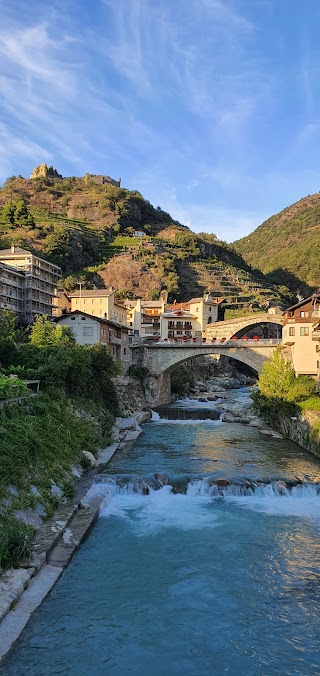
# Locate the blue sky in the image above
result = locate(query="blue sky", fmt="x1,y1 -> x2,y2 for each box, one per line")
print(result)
1,0 -> 320,241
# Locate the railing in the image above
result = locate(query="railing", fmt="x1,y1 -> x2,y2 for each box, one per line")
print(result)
150,338 -> 282,347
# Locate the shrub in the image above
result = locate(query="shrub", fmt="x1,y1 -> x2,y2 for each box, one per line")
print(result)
0,376 -> 28,400
0,518 -> 35,568
171,366 -> 194,395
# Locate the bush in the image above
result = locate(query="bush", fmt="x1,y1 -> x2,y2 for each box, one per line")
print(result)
298,396 -> 320,411
0,376 -> 28,400
171,366 -> 194,395
0,518 -> 35,568
286,375 -> 317,403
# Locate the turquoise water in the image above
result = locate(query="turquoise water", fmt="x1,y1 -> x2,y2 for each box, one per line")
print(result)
2,393 -> 320,675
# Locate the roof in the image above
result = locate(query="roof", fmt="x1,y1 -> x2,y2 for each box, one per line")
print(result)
163,309 -> 194,318
141,301 -> 165,308
0,247 -> 61,272
69,289 -> 114,298
0,247 -> 31,256
188,296 -> 225,305
166,302 -> 190,311
54,310 -> 128,331
282,293 -> 320,314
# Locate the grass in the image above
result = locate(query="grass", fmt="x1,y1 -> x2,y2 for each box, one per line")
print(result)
298,396 -> 320,411
0,392 -> 114,568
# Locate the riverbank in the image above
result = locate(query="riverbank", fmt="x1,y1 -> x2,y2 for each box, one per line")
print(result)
0,405 -> 151,661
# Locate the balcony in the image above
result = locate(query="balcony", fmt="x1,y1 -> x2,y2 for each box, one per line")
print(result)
312,328 -> 320,341
109,336 -> 122,345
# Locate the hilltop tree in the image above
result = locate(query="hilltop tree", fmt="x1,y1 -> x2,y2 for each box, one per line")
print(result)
1,199 -> 35,229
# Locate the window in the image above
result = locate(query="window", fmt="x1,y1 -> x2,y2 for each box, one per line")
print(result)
300,311 -> 308,317
81,316 -> 86,321
289,327 -> 295,336
316,344 -> 320,352
300,327 -> 309,336
83,326 -> 93,336
71,317 -> 75,321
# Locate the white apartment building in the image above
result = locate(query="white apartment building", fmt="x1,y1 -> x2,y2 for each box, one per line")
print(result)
0,246 -> 61,323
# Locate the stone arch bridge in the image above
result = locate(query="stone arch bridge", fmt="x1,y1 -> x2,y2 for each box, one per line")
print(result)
137,312 -> 284,405
140,339 -> 281,406
205,312 -> 282,341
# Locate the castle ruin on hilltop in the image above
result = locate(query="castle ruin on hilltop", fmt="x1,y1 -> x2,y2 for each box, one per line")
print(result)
30,164 -> 121,187
83,173 -> 121,187
30,164 -> 62,179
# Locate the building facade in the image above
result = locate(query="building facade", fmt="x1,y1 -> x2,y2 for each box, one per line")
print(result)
160,294 -> 225,340
0,262 -> 25,320
161,307 -> 198,340
0,246 -> 61,323
53,288 -> 127,326
282,294 -> 320,378
125,299 -> 166,339
54,311 -> 130,367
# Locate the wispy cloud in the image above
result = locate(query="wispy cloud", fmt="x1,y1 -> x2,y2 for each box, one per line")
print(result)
0,0 -> 319,239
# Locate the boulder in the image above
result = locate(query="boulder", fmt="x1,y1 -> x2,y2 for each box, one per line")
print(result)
50,484 -> 63,499
195,382 -> 207,392
123,429 -> 142,442
114,416 -> 137,431
8,485 -> 19,498
13,508 -> 43,529
81,451 -> 97,468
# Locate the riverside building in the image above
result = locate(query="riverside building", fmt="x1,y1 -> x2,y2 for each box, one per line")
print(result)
0,246 -> 61,323
282,293 -> 320,380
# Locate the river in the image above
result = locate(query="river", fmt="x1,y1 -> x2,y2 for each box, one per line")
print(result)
2,390 -> 320,675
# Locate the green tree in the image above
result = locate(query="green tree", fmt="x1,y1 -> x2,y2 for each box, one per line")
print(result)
0,310 -> 18,366
258,349 -> 295,399
1,200 -> 16,226
30,315 -> 75,348
14,200 -> 35,228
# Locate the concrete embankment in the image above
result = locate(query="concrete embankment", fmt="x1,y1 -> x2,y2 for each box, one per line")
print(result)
0,408 -> 151,663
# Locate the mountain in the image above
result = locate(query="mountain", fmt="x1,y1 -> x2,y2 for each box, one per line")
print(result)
0,167 -> 291,312
233,193 -> 320,295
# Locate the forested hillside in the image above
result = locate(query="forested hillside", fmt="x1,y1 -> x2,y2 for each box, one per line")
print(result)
233,193 -> 320,294
0,170 -> 293,310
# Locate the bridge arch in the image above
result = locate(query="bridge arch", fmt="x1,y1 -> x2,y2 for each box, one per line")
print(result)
205,312 -> 283,342
142,342 -> 278,406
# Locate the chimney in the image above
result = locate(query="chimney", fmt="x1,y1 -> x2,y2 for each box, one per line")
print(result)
11,245 -> 15,253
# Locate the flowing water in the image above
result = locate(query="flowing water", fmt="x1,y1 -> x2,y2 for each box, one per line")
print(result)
2,391 -> 320,675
